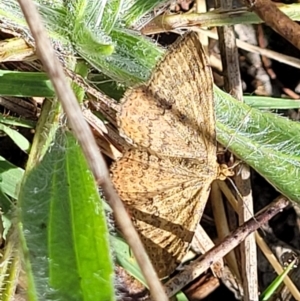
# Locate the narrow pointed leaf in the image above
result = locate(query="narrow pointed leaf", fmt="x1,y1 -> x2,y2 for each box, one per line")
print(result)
0,123 -> 30,152
0,70 -> 55,97
243,95 -> 300,109
0,156 -> 24,201
260,259 -> 296,300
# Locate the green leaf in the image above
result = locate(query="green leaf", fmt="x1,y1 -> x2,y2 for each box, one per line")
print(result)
74,23 -> 114,56
0,123 -> 30,152
112,234 -> 147,287
121,0 -> 170,27
176,292 -> 189,301
68,0 -> 124,35
259,259 -> 296,300
102,0 -> 125,33
88,73 -> 126,101
112,232 -> 188,300
215,86 -> 300,202
83,27 -> 164,85
1,2 -> 164,85
18,129 -> 115,300
0,156 -> 24,201
67,0 -> 115,55
0,70 -> 55,97
0,190 -> 12,213
243,95 -> 300,109
71,60 -> 90,103
0,115 -> 36,128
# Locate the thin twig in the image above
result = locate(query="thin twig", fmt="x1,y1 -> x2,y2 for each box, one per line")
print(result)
164,196 -> 289,297
218,180 -> 300,300
16,1 -> 168,300
243,0 -> 300,51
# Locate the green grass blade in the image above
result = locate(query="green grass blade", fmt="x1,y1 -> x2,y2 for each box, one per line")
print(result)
0,123 -> 30,152
259,259 -> 296,300
0,156 -> 24,201
18,129 -> 115,300
4,68 -> 300,111
121,0 -> 169,26
111,234 -> 146,287
0,70 -> 55,97
244,95 -> 300,109
0,115 -> 36,128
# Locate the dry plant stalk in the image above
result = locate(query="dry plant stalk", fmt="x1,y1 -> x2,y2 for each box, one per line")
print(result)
212,0 -> 257,297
